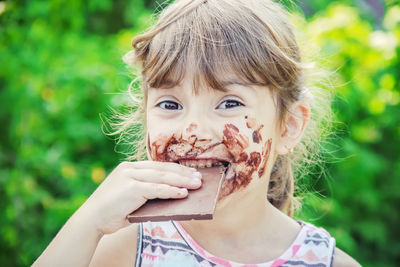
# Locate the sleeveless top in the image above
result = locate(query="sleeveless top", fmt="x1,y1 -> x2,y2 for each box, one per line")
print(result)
134,220 -> 336,267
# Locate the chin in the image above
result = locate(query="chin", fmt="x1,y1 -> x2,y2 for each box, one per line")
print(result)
216,185 -> 248,210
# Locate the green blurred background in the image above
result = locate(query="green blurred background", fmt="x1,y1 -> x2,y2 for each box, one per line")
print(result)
1,0 -> 399,266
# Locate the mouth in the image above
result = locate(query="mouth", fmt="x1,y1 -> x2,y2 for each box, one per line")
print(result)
175,158 -> 230,169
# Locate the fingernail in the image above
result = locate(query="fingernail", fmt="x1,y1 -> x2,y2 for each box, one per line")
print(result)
193,172 -> 202,179
191,178 -> 201,186
180,188 -> 188,194
177,188 -> 188,196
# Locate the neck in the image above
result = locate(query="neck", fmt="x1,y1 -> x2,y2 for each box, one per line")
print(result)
180,184 -> 277,241
178,182 -> 302,263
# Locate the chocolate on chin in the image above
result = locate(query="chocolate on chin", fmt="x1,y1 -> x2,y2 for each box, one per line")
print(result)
127,166 -> 226,223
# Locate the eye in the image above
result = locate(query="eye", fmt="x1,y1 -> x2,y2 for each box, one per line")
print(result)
216,99 -> 244,109
157,100 -> 183,110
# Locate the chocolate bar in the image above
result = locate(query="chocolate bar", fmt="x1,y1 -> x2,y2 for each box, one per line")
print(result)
127,166 -> 226,223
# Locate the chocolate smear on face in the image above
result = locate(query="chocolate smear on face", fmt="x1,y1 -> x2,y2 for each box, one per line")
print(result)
252,131 -> 261,144
245,115 -> 264,144
222,123 -> 250,161
187,134 -> 197,145
150,133 -> 232,163
258,138 -> 272,178
218,123 -> 264,199
150,123 -> 271,200
150,134 -> 179,162
186,123 -> 198,132
219,151 -> 262,199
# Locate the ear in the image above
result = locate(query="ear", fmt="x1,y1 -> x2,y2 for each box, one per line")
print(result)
275,100 -> 310,155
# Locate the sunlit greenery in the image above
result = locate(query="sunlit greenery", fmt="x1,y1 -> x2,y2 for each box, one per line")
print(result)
1,0 -> 399,266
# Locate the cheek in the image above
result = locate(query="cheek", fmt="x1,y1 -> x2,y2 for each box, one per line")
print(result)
147,119 -> 176,141
222,123 -> 251,161
146,119 -> 183,161
219,116 -> 273,199
147,133 -> 177,162
245,115 -> 273,178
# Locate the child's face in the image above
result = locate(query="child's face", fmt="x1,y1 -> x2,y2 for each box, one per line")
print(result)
146,74 -> 279,200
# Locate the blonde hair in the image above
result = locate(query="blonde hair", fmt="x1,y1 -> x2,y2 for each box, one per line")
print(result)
107,0 -> 334,217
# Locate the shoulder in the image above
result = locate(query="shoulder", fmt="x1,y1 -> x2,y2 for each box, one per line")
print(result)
89,223 -> 139,267
332,247 -> 362,267
299,222 -> 361,267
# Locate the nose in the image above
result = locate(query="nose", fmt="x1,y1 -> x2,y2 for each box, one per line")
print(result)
181,121 -> 214,143
180,109 -> 215,142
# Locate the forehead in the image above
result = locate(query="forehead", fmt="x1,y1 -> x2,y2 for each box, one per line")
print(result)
143,21 -> 270,94
148,77 -> 255,96
147,69 -> 263,95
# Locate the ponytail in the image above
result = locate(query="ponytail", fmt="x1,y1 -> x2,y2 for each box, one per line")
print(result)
268,154 -> 296,217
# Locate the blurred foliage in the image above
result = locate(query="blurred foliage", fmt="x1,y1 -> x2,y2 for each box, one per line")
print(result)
0,0 -> 399,266
300,8 -> 399,267
295,4 -> 400,267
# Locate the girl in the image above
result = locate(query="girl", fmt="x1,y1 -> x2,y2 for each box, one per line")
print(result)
34,0 -> 361,266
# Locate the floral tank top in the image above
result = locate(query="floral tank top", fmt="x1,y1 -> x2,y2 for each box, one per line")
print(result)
134,220 -> 336,267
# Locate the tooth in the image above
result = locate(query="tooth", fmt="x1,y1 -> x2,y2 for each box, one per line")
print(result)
179,159 -> 227,168
190,161 -> 197,168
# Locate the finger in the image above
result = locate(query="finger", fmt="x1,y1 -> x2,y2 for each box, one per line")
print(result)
136,181 -> 189,200
121,161 -> 201,179
130,169 -> 202,190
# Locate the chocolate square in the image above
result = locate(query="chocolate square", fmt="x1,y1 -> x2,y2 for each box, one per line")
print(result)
127,166 -> 226,223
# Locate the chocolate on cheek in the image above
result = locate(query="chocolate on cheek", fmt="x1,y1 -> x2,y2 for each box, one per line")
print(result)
219,138 -> 272,199
150,134 -> 177,162
258,138 -> 272,178
245,115 -> 264,144
222,124 -> 250,161
245,115 -> 273,178
219,121 -> 268,199
245,115 -> 272,178
219,116 -> 273,199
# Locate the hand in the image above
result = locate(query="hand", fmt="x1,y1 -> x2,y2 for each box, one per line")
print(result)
77,161 -> 202,235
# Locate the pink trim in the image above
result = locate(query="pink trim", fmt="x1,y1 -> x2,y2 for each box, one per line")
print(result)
271,259 -> 287,267
209,256 -> 233,267
292,245 -> 300,256
173,221 -> 308,267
